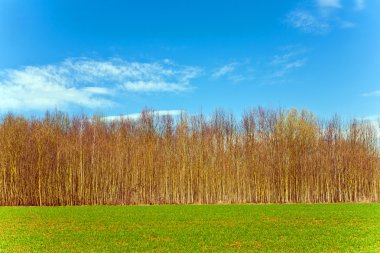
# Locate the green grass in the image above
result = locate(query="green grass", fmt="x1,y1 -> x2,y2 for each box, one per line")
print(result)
0,204 -> 379,252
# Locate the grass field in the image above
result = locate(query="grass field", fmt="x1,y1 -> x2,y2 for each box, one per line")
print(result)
0,204 -> 379,252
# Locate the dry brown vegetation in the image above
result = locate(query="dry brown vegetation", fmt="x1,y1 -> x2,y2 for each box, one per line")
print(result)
0,108 -> 379,206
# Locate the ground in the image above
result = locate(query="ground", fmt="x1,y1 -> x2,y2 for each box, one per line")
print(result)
0,204 -> 379,252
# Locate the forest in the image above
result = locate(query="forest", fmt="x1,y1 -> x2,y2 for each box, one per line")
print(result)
0,108 -> 379,206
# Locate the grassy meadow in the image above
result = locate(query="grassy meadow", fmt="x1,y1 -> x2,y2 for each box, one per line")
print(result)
0,203 -> 379,252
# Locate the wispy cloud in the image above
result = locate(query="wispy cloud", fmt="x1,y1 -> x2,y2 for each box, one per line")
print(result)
212,63 -> 238,79
0,58 -> 201,112
269,46 -> 308,78
102,110 -> 184,121
64,58 -> 201,92
286,10 -> 330,34
286,0 -> 364,34
362,90 -> 380,97
123,81 -> 189,92
338,20 -> 356,28
354,0 -> 365,10
211,61 -> 254,83
361,115 -> 380,121
317,0 -> 341,8
357,115 -> 380,139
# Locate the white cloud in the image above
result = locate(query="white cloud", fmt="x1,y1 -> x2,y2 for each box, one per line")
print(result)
212,63 -> 237,78
361,115 -> 380,122
211,61 -> 254,83
102,110 -> 184,121
362,90 -> 380,97
317,0 -> 341,8
286,0 -> 363,35
339,20 -> 356,28
0,66 -> 113,112
123,81 -> 189,92
357,116 -> 380,140
82,86 -> 113,95
228,75 -> 247,83
354,0 -> 365,10
270,48 -> 307,65
284,59 -> 306,70
0,58 -> 201,112
286,10 -> 330,34
269,47 -> 307,78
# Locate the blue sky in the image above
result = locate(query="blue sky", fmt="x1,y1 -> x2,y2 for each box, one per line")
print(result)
0,0 -> 379,119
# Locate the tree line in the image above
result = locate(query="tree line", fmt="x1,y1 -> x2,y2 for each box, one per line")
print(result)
0,108 -> 379,206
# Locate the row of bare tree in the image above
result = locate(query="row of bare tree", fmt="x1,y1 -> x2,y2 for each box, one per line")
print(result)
0,108 -> 379,206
